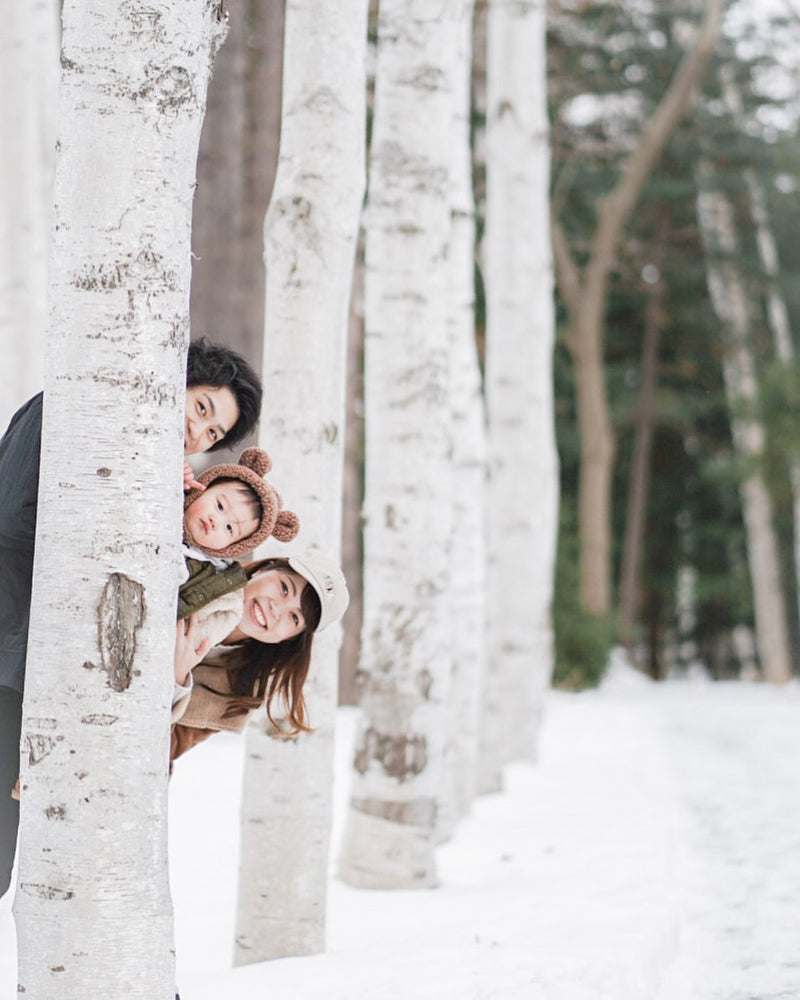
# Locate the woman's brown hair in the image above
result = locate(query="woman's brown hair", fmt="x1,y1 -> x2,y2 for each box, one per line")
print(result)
205,557 -> 322,734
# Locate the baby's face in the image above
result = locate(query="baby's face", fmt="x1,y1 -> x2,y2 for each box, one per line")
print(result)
184,482 -> 260,551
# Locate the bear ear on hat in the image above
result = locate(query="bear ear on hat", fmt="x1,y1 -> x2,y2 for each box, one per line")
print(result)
239,447 -> 272,477
272,509 -> 300,543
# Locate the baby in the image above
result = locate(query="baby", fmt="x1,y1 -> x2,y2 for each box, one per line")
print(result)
184,480 -> 263,553
178,447 -> 300,654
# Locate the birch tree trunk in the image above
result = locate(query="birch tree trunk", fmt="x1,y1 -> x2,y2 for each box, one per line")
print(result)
234,0 -> 367,962
13,4 -> 226,997
337,0 -> 458,889
478,0 -> 558,794
721,67 -> 800,629
437,0 -> 486,842
696,170 -> 793,684
744,173 -> 800,629
0,1 -> 58,430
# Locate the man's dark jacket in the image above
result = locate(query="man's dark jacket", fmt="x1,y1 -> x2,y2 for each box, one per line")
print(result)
0,393 -> 42,693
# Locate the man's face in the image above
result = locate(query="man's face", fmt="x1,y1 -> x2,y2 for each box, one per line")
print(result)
184,385 -> 240,455
184,482 -> 260,552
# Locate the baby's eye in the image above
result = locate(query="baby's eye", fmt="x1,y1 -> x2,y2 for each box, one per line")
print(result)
216,500 -> 224,511
226,523 -> 233,535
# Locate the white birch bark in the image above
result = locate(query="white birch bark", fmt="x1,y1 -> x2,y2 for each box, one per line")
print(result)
14,4 -> 226,997
720,68 -> 800,630
234,0 -> 367,963
337,0 -> 458,889
437,0 -> 486,843
478,0 -> 558,793
0,1 -> 58,430
745,172 -> 800,636
696,170 -> 793,684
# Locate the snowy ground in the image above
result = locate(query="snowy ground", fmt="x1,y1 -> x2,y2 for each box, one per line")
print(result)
2,662 -> 800,999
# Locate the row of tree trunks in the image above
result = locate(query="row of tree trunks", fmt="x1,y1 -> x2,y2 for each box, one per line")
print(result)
338,0 -> 557,887
16,3 -> 228,997
13,0 -> 562,981
234,0 -> 368,962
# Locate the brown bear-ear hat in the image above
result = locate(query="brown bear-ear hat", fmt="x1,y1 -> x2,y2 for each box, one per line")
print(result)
183,447 -> 300,559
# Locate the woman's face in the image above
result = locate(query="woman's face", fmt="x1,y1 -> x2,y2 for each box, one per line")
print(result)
239,567 -> 309,644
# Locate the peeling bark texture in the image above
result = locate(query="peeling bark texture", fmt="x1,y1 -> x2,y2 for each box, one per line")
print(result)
97,573 -> 145,692
337,0 -> 460,891
350,795 -> 436,826
696,169 -> 792,684
234,0 -> 367,965
0,1 -> 58,430
478,0 -> 558,793
353,726 -> 428,779
14,3 -> 225,997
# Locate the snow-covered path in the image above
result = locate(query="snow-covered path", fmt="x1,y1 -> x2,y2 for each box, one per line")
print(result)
654,680 -> 800,999
1,666 -> 799,999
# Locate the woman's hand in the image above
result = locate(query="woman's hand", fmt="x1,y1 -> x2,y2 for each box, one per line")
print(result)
175,615 -> 211,686
183,461 -> 205,493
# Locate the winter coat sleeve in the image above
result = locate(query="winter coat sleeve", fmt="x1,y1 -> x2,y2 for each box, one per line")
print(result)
171,676 -> 193,724
0,393 -> 43,693
168,658 -> 256,763
170,722 -> 216,763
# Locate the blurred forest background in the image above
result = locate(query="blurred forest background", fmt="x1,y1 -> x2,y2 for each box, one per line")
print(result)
546,0 -> 800,689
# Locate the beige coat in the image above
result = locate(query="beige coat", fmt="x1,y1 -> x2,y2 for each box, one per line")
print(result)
170,659 -> 256,763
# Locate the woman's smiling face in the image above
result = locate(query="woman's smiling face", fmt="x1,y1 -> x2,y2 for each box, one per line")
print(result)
238,567 -> 309,644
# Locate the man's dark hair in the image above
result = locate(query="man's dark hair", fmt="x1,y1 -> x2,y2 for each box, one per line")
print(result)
187,339 -> 262,451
